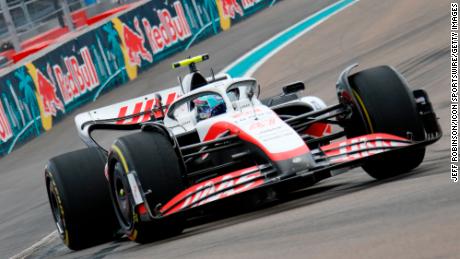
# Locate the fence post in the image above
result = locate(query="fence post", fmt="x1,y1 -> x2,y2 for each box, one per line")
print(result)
22,1 -> 33,29
60,0 -> 75,31
0,0 -> 21,51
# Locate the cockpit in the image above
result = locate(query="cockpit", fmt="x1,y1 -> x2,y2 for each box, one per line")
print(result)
171,92 -> 227,123
165,79 -> 260,134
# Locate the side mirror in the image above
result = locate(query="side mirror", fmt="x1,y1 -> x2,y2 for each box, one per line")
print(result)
282,81 -> 305,95
151,94 -> 165,120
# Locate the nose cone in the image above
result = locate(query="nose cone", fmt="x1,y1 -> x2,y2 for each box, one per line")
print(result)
274,152 -> 316,178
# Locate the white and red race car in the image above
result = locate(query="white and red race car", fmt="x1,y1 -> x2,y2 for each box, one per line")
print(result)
45,54 -> 441,250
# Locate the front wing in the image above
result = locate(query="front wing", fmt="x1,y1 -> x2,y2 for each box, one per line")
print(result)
131,131 -> 440,221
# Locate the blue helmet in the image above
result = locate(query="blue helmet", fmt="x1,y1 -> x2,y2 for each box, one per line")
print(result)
193,94 -> 226,120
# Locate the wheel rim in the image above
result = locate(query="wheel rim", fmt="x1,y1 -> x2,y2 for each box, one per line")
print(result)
111,162 -> 133,229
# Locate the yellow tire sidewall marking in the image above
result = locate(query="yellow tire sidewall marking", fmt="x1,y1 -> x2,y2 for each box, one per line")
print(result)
47,171 -> 70,245
352,89 -> 374,133
111,144 -> 141,240
111,144 -> 129,173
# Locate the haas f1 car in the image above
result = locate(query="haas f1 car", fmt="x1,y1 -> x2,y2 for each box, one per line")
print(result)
45,54 -> 441,250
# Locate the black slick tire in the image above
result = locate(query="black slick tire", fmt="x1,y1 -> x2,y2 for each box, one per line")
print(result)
45,148 -> 118,250
108,131 -> 186,243
346,66 -> 426,179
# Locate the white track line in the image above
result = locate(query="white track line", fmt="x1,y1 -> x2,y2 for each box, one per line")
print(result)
10,231 -> 58,259
220,0 -> 359,77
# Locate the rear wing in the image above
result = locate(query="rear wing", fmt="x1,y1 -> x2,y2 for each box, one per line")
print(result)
75,87 -> 182,147
74,70 -> 231,148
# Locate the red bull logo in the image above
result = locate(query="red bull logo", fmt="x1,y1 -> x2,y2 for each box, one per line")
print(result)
142,1 -> 191,54
221,0 -> 244,19
36,66 -> 65,116
0,100 -> 12,142
122,17 -> 153,66
53,47 -> 99,104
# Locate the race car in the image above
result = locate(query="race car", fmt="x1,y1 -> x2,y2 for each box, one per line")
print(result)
45,54 -> 441,250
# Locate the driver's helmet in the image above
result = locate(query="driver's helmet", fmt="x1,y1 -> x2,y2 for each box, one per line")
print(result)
193,94 -> 226,120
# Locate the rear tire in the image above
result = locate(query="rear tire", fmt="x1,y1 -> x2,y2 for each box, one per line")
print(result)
45,148 -> 118,250
108,131 -> 186,243
345,66 -> 426,179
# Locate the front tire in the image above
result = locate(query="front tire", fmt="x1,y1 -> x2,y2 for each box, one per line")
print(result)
108,131 -> 186,243
45,148 -> 118,250
345,66 -> 426,179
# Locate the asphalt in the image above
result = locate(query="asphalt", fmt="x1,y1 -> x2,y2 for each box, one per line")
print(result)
0,0 -> 454,258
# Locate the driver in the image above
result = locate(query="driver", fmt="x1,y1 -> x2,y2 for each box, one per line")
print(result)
193,94 -> 226,121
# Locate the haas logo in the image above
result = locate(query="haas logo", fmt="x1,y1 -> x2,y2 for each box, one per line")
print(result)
161,167 -> 265,216
122,17 -> 153,66
36,66 -> 65,116
116,91 -> 178,125
221,0 -> 244,18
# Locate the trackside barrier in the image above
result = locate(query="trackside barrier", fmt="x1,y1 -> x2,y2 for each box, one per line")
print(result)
0,0 -> 275,158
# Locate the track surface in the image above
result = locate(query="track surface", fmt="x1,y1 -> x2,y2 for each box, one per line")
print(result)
0,0 -> 454,258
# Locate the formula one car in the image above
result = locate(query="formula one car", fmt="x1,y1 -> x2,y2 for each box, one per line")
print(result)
45,54 -> 441,250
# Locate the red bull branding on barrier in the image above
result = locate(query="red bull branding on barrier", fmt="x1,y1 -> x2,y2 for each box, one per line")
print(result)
122,17 -> 153,66
222,0 -> 244,19
0,0 -> 274,157
0,100 -> 12,143
53,47 -> 100,104
142,1 -> 191,54
36,67 -> 65,116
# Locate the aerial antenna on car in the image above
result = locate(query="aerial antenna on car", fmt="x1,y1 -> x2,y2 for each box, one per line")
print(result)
210,67 -> 216,82
177,75 -> 184,94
